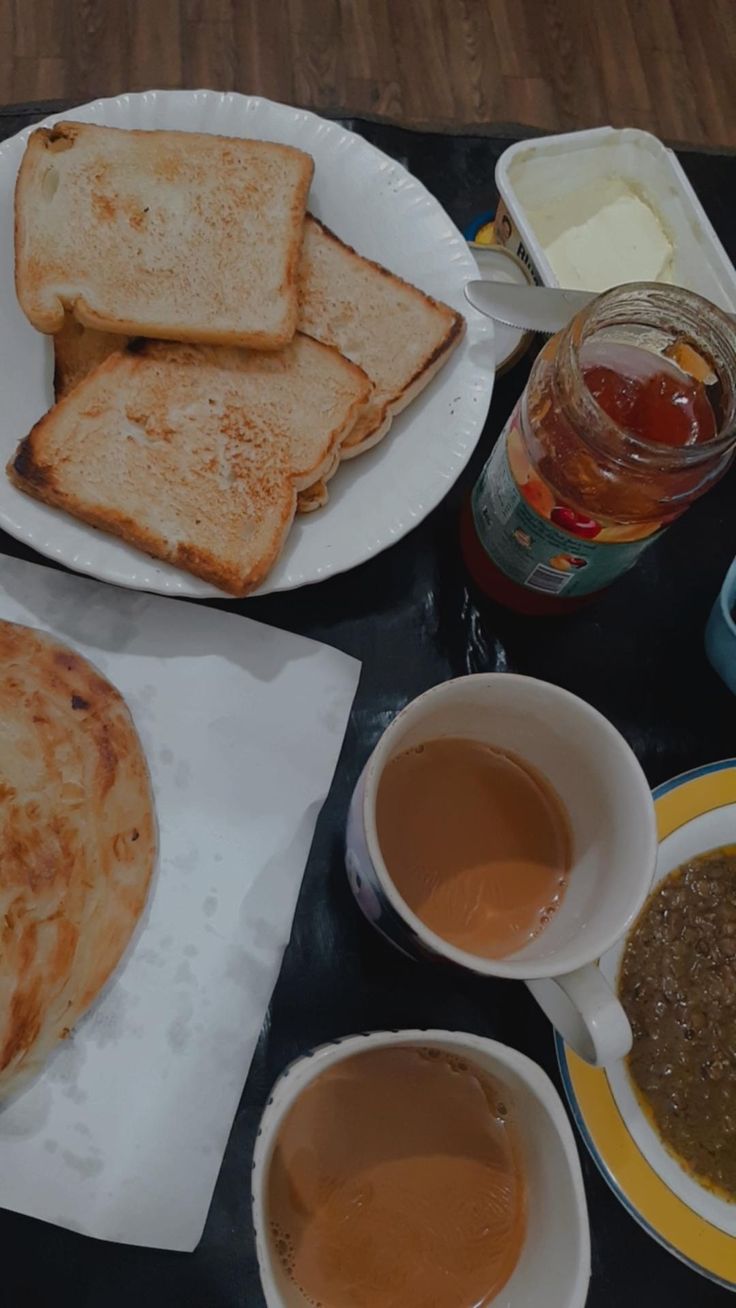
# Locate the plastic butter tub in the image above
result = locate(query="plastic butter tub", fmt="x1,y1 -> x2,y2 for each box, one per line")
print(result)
495,127 -> 736,312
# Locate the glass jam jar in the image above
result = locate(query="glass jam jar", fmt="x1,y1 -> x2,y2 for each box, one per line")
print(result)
462,283 -> 736,615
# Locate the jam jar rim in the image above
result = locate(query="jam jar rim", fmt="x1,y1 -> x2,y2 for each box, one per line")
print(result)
556,282 -> 736,473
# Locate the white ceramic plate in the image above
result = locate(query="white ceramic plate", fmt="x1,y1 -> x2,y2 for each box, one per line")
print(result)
0,90 -> 495,598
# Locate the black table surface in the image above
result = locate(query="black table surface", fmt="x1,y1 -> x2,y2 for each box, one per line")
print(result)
2,102 -> 736,1308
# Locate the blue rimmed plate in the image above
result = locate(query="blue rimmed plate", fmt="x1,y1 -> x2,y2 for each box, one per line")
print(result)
558,759 -> 736,1290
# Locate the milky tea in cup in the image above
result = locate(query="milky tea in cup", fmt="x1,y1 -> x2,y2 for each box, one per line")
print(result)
375,736 -> 572,958
266,1044 -> 527,1308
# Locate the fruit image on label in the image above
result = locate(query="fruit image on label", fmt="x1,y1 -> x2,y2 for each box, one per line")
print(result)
471,411 -> 667,599
506,425 -> 660,545
548,554 -> 588,572
549,506 -> 601,539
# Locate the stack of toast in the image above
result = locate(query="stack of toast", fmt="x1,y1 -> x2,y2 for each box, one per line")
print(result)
9,121 -> 464,595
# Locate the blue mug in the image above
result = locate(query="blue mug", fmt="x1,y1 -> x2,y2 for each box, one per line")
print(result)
706,556 -> 736,694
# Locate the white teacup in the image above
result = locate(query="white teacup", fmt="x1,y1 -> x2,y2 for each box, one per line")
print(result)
252,1029 -> 591,1308
345,674 -> 657,1065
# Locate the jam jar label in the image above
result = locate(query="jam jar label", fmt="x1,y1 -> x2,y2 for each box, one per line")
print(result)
472,407 -> 664,598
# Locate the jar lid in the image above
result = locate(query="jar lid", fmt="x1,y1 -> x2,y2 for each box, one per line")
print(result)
468,242 -> 534,374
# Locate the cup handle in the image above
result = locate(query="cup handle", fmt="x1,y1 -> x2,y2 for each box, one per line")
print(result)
526,964 -> 632,1066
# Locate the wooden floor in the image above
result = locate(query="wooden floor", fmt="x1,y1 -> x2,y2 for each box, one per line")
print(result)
1,0 -> 735,149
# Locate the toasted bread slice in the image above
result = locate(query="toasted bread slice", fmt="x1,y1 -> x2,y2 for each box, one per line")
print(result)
296,479 -> 330,513
15,121 -> 314,348
51,215 -> 465,510
295,446 -> 344,514
53,315 -> 124,399
9,336 -> 371,595
51,319 -> 344,516
298,216 -> 465,457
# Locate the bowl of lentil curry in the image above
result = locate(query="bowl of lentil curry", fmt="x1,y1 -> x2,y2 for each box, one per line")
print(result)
619,844 -> 736,1201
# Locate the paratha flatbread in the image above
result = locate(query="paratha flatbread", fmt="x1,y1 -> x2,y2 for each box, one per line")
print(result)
0,621 -> 157,1098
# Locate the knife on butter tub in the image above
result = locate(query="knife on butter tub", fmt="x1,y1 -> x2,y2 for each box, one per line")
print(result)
464,280 -> 595,333
465,280 -> 736,336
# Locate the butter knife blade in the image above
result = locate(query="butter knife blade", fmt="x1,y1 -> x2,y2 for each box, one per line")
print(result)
464,280 -> 596,334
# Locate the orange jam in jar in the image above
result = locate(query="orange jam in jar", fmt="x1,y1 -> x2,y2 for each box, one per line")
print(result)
462,284 -> 736,614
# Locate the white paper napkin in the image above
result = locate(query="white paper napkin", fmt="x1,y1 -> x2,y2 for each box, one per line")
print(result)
0,556 -> 360,1250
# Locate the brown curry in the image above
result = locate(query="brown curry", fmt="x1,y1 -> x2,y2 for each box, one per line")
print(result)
619,845 -> 736,1199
